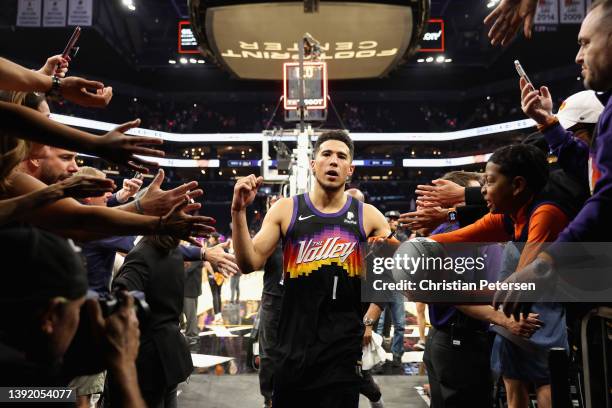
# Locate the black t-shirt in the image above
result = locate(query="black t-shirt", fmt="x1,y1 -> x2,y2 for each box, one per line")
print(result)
275,193 -> 366,390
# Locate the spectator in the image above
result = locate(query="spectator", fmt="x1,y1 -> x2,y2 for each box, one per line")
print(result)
0,227 -> 145,407
113,235 -> 194,408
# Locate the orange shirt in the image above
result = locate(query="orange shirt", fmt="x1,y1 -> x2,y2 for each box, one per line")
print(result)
431,204 -> 569,272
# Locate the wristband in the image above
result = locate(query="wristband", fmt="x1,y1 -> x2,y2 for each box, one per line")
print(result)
45,75 -> 62,100
536,116 -> 559,132
134,198 -> 145,214
363,317 -> 375,327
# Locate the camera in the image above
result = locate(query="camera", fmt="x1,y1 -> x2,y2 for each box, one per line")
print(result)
95,289 -> 150,322
61,290 -> 150,376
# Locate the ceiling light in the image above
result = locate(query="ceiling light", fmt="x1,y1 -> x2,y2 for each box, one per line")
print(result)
121,0 -> 136,11
436,55 -> 445,63
417,58 -> 424,63
189,58 -> 197,63
168,59 -> 176,64
180,57 -> 188,64
197,60 -> 205,64
445,58 -> 452,63
425,57 -> 434,63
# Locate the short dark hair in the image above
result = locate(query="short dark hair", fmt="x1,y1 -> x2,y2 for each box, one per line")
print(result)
313,130 -> 354,159
441,171 -> 483,187
489,144 -> 549,192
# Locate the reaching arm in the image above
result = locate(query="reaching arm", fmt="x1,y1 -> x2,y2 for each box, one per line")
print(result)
114,170 -> 204,216
0,175 -> 114,226
0,57 -> 112,108
6,172 -> 215,241
0,102 -> 164,173
0,57 -> 53,93
430,213 -> 510,243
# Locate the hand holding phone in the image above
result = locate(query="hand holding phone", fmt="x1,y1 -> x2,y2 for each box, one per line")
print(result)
514,60 -> 533,88
516,60 -> 554,125
62,26 -> 81,59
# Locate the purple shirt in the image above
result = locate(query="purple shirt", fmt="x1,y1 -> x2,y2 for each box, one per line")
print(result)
548,93 -> 612,259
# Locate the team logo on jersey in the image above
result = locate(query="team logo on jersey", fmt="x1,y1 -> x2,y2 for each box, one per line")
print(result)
344,211 -> 357,225
295,237 -> 357,264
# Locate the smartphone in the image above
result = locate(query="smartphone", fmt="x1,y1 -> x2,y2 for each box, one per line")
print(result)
514,60 -> 533,87
62,26 -> 81,59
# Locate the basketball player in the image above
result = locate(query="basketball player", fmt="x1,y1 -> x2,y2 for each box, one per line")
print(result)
231,130 -> 389,407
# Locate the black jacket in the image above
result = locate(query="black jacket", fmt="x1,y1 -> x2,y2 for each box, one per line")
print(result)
184,260 -> 204,298
113,239 -> 193,391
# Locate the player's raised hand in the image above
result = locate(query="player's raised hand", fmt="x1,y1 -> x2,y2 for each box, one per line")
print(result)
232,175 -> 263,212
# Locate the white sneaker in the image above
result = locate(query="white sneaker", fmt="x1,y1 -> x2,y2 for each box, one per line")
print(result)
370,398 -> 385,408
413,340 -> 426,351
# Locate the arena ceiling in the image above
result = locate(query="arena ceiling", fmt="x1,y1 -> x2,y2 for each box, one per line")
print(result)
0,0 -> 583,99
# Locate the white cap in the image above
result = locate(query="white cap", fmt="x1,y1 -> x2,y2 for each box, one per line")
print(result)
556,90 -> 604,130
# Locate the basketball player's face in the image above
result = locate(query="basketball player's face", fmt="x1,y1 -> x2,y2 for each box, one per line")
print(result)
311,140 -> 355,191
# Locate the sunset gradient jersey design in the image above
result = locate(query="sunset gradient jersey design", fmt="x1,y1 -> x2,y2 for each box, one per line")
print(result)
283,225 -> 364,279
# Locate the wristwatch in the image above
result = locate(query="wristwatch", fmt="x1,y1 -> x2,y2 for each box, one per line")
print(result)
448,208 -> 457,222
363,316 -> 375,327
46,75 -> 62,100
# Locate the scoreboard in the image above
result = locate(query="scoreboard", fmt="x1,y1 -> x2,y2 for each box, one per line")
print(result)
283,62 -> 328,111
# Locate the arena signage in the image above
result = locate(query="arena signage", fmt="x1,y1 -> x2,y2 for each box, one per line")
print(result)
178,21 -> 199,54
419,19 -> 444,52
189,0 -> 429,80
283,62 -> 327,110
